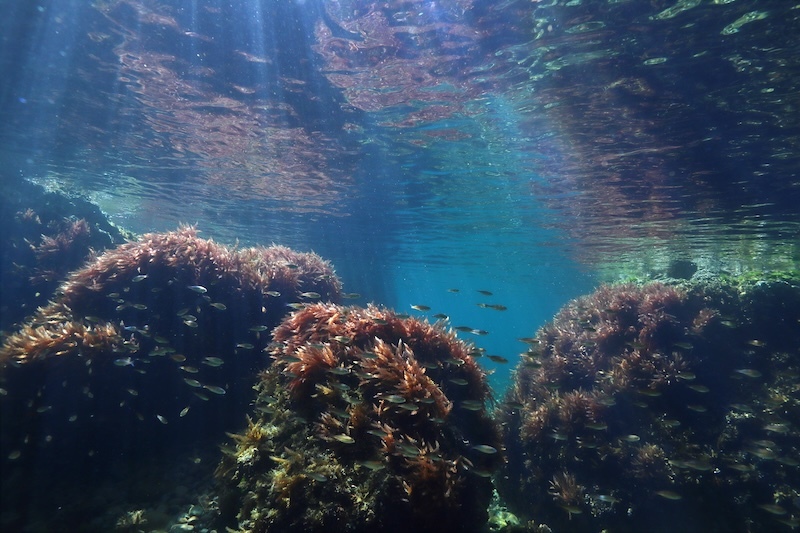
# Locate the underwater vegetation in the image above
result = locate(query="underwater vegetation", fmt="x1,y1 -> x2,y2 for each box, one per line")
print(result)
0,226 -> 341,531
214,303 -> 502,533
0,178 -> 126,330
498,277 -> 800,532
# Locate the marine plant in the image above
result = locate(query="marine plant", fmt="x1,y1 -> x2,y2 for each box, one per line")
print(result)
214,303 -> 502,533
498,278 -> 800,532
0,226 -> 341,531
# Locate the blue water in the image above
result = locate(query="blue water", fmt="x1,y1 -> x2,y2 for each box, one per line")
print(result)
1,0 -> 800,529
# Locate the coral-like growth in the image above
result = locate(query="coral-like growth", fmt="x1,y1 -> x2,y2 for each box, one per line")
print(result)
215,303 -> 502,533
0,226 -> 342,532
498,279 -> 800,532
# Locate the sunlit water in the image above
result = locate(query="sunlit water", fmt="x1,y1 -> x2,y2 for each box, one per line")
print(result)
2,0 -> 799,391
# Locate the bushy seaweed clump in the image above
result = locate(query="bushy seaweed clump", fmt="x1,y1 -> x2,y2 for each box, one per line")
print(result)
0,226 -> 341,531
498,279 -> 800,532
215,303 -> 503,533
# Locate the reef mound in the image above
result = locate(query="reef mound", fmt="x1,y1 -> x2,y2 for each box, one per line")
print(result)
214,303 -> 503,533
0,226 -> 341,531
498,277 -> 800,532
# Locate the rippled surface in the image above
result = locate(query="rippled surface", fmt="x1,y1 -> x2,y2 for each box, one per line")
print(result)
1,0 -> 799,279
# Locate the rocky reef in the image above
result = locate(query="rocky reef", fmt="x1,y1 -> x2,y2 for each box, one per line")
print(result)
0,178 -> 127,331
214,303 -> 503,533
0,226 -> 341,531
498,276 -> 800,532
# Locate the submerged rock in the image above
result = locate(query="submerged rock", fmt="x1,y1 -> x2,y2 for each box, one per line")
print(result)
498,275 -> 800,532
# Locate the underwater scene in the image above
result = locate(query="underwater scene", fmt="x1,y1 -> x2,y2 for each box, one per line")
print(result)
1,0 -> 799,531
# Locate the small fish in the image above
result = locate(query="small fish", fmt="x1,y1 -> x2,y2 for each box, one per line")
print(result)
664,419 -> 681,427
384,394 -> 406,404
454,326 -> 473,332
410,304 -> 431,311
734,368 -> 762,378
236,343 -> 255,349
396,443 -> 420,457
470,329 -> 489,336
193,392 -> 210,401
249,325 -> 269,332
672,342 -> 694,350
517,337 -> 539,344
176,308 -> 190,316
327,367 -> 350,376
266,291 -> 281,297
287,303 -> 305,310
332,336 -> 351,344
180,365 -> 199,373
477,303 -> 507,311
461,400 -> 484,411
758,504 -> 787,516
477,290 -> 493,296
343,292 -> 361,299
202,357 -> 225,367
448,378 -> 468,386
179,407 -> 190,417
471,444 -> 498,454
747,447 -> 777,460
595,494 -> 619,504
209,302 -> 227,310
447,288 -> 460,293
306,472 -> 327,482
203,385 -> 227,395
131,303 -> 148,310
561,505 -> 582,515
746,339 -> 767,347
183,319 -> 198,328
170,354 -> 187,362
687,384 -> 709,393
183,378 -> 202,388
156,415 -> 168,424
126,388 -> 138,396
687,404 -> 708,413
68,415 -> 77,422
131,274 -> 148,283
333,434 -> 355,444
586,423 -> 608,431
285,263 -> 299,270
764,423 -> 789,434
114,357 -> 134,367
622,434 -> 641,442
433,313 -> 449,320
656,490 -> 682,501
487,355 -> 508,363
300,291 -> 321,299
7,450 -> 21,460
187,285 -> 208,294
398,403 -> 419,411
357,460 -> 385,471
